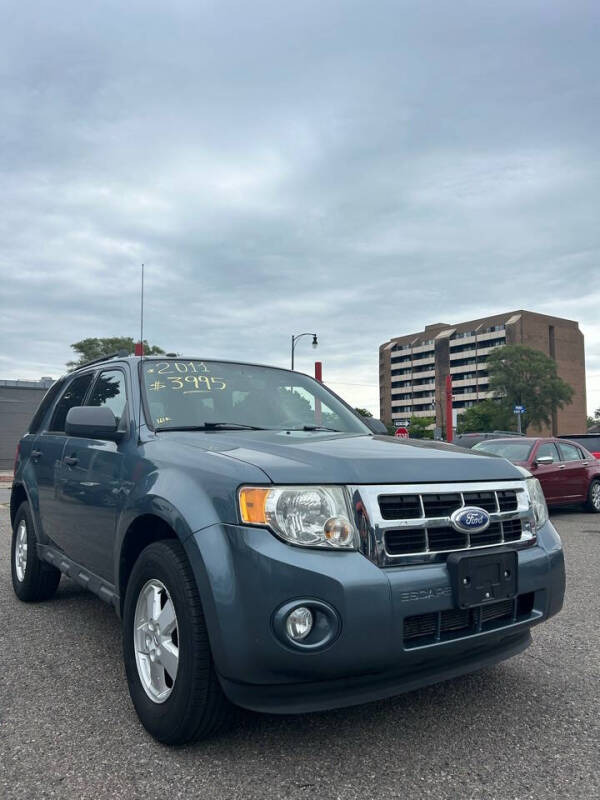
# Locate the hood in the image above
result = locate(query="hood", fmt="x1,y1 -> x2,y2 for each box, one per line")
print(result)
163,430 -> 524,484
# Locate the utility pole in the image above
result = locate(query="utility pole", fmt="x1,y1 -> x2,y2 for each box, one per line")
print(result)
445,374 -> 453,443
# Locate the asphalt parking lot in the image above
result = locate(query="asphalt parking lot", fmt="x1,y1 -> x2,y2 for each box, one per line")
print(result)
1,505 -> 599,800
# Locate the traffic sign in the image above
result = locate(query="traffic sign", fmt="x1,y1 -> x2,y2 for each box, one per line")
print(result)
395,427 -> 409,438
513,405 -> 525,414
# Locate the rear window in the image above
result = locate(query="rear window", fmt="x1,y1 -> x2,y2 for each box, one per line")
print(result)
557,442 -> 581,462
472,440 -> 534,460
560,435 -> 600,455
28,379 -> 65,433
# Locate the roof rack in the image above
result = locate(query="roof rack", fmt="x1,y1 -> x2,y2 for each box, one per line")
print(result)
73,349 -> 131,370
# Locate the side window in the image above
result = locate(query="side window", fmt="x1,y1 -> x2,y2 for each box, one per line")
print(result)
87,370 -> 127,425
557,442 -> 580,462
29,379 -> 66,433
536,442 -> 560,462
48,373 -> 94,433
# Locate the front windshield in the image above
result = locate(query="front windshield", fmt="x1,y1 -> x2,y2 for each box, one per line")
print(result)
142,359 -> 369,434
473,440 -> 534,460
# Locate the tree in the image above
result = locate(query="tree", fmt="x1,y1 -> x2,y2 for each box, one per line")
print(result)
408,415 -> 435,439
588,408 -> 600,429
278,387 -> 314,423
354,408 -> 373,418
486,345 -> 574,433
457,399 -> 514,434
68,337 -> 164,369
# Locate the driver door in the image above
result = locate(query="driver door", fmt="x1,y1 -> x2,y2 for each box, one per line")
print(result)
30,371 -> 95,549
59,368 -> 129,581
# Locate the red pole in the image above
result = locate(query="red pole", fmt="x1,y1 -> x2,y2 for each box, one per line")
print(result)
314,362 -> 322,424
445,374 -> 453,443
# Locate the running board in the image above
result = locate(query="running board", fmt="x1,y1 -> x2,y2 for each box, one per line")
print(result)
37,544 -> 120,611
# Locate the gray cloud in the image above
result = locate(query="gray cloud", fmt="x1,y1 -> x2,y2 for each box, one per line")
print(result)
1,0 -> 599,414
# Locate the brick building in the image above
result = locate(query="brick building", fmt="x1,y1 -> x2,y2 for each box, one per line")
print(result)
379,310 -> 586,436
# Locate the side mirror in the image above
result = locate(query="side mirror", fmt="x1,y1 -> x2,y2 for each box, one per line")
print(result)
65,406 -> 122,440
534,455 -> 554,466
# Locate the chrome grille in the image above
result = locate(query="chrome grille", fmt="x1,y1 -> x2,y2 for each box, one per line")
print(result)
498,490 -> 519,512
379,489 -> 518,519
427,526 -> 469,551
421,493 -> 462,517
385,519 -> 524,555
379,494 -> 421,519
350,481 -> 536,567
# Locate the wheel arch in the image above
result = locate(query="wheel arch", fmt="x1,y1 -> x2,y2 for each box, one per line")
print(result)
10,483 -> 29,526
117,514 -> 178,615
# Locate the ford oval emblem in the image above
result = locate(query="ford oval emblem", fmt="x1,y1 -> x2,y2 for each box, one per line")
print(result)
450,506 -> 491,534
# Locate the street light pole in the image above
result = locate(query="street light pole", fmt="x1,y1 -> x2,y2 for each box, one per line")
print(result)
291,333 -> 318,370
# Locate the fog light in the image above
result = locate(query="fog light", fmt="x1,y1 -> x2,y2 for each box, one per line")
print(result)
285,606 -> 313,641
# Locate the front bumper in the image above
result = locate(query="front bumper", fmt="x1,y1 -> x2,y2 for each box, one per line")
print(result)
220,630 -> 532,713
185,520 -> 565,714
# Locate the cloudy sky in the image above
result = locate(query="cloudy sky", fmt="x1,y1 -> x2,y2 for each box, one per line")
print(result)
1,0 -> 598,416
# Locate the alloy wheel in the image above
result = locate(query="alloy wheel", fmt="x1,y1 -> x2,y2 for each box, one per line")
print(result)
133,579 -> 180,703
14,520 -> 28,582
592,481 -> 600,511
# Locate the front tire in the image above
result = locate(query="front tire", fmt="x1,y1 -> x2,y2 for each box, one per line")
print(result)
585,479 -> 600,513
122,540 -> 234,744
11,501 -> 61,601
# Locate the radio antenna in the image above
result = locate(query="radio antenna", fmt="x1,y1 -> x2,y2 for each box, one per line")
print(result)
140,262 -> 144,355
137,263 -> 145,442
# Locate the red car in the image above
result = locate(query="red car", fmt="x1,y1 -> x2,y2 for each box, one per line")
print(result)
473,437 -> 600,512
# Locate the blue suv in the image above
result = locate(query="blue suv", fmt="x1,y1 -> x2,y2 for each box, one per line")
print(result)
10,355 -> 565,744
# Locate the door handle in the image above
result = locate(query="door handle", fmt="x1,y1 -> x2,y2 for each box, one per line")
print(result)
558,464 -> 566,470
31,449 -> 42,461
64,456 -> 79,467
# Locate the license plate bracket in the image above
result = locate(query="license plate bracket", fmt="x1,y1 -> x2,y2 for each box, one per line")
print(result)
447,549 -> 518,609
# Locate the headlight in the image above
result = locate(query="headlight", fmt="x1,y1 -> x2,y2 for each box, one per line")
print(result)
526,477 -> 548,529
239,486 -> 358,549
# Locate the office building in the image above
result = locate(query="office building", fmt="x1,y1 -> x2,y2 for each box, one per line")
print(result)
379,310 -> 586,436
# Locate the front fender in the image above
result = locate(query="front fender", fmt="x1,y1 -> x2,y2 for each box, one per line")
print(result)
113,446 -> 269,588
114,473 -> 221,591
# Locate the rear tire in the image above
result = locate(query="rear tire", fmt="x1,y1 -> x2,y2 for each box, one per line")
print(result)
11,501 -> 61,601
122,539 -> 234,744
585,479 -> 600,513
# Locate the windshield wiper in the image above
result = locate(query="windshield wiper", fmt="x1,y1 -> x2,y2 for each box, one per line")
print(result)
287,425 -> 341,432
155,422 -> 267,432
